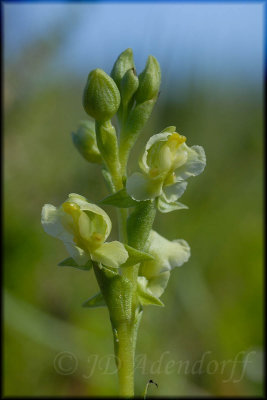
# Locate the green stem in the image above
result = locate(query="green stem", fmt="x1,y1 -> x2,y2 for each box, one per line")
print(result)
117,208 -> 128,243
118,98 -> 156,179
95,117 -> 156,397
108,167 -> 128,244
118,137 -> 131,180
102,137 -> 128,244
127,200 -> 156,251
113,322 -> 135,397
113,307 -> 143,398
93,262 -> 138,397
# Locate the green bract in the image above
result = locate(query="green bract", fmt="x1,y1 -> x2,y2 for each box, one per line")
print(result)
126,129 -> 206,210
83,69 -> 120,121
41,193 -> 128,268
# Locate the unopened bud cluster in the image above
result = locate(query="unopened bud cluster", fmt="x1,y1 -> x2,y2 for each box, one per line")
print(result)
82,49 -> 161,124
80,48 -> 162,182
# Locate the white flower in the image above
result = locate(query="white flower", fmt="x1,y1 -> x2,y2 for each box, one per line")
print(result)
41,193 -> 128,268
138,230 -> 190,298
126,130 -> 206,210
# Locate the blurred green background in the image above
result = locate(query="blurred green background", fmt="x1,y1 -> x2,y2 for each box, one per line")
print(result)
3,2 -> 263,397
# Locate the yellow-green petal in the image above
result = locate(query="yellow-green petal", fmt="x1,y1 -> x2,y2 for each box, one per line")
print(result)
78,211 -> 92,240
139,132 -> 171,174
66,193 -> 112,240
91,241 -> 128,268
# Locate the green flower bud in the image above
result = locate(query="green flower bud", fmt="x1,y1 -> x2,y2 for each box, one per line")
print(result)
96,121 -> 122,190
120,68 -> 139,108
119,99 -> 155,176
110,48 -> 135,88
83,69 -> 120,121
135,55 -> 161,104
72,120 -> 102,164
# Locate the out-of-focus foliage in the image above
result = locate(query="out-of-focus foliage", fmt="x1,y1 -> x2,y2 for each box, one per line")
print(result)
4,22 -> 263,398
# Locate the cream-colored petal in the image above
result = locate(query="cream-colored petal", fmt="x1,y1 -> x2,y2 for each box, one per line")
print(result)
140,230 -> 190,279
64,242 -> 90,266
41,204 -> 73,242
147,271 -> 170,297
172,148 -> 188,169
91,241 -> 128,268
126,172 -> 163,201
68,193 -> 88,202
175,145 -> 206,180
162,181 -> 188,202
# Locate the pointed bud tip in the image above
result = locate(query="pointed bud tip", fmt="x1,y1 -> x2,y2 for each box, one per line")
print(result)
123,48 -> 133,55
111,48 -> 135,88
135,55 -> 161,104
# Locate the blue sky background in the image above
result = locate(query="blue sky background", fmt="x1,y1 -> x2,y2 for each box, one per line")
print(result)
4,2 -> 264,94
